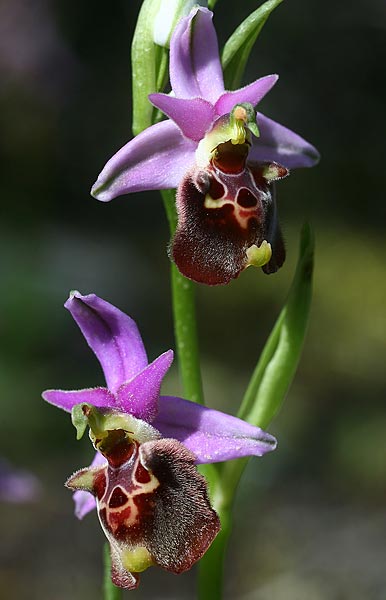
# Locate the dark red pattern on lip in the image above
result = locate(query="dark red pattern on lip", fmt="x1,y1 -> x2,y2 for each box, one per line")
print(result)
208,176 -> 224,200
134,461 -> 152,484
109,486 -> 128,508
237,187 -> 258,208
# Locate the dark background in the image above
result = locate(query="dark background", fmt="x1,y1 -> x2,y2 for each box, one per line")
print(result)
1,0 -> 385,598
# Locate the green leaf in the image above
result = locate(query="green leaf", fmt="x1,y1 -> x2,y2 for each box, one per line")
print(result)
238,223 -> 314,429
221,0 -> 284,90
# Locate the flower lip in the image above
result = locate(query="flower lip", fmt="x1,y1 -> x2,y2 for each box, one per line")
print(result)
66,404 -> 221,588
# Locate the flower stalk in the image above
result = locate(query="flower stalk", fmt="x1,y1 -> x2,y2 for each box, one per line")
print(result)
104,544 -> 122,600
162,190 -> 205,405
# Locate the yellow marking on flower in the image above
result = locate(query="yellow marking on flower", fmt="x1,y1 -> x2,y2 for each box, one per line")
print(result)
121,546 -> 154,573
245,241 -> 272,268
132,474 -> 160,496
230,119 -> 246,146
204,195 -> 229,209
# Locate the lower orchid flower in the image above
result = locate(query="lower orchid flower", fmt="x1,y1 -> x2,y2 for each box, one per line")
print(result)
91,7 -> 319,285
42,291 -> 276,589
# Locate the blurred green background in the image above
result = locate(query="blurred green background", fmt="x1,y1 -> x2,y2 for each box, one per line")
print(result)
1,0 -> 385,598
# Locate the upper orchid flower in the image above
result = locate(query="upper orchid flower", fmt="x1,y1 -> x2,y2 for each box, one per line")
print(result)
42,291 -> 276,589
91,7 -> 319,285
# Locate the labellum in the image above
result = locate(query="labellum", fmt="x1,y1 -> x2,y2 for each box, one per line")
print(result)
66,405 -> 220,589
172,105 -> 288,285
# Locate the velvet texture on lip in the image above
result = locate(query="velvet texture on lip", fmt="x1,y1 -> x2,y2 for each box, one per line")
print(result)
42,291 -> 277,588
91,7 -> 319,285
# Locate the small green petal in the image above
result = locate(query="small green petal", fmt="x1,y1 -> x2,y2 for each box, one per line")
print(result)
66,468 -> 97,492
246,241 -> 272,268
71,404 -> 89,440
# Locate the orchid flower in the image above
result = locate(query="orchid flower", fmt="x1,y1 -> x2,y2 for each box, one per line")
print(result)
42,291 -> 276,588
91,7 -> 319,285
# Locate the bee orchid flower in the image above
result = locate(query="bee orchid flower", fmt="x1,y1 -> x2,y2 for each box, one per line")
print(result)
91,7 -> 319,285
42,291 -> 276,588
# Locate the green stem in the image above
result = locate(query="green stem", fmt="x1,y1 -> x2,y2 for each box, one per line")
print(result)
162,190 -> 204,405
103,544 -> 122,600
197,505 -> 232,600
197,458 -> 246,600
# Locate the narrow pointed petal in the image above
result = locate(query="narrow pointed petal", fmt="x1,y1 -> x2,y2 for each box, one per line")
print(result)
65,292 -> 148,393
154,396 -> 277,463
42,387 -> 115,413
116,350 -> 174,422
73,452 -> 106,519
149,94 -> 215,142
215,75 -> 279,116
250,112 -> 320,169
170,7 -> 224,102
91,120 -> 196,201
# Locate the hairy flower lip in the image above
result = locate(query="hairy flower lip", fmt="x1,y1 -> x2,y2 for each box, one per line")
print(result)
66,417 -> 222,589
43,292 -> 277,517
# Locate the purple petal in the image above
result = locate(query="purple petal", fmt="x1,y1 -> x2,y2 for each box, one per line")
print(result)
73,490 -> 96,520
73,452 -> 106,519
65,292 -> 148,394
153,396 -> 277,464
116,350 -> 174,422
149,94 -> 215,142
250,112 -> 320,169
170,7 -> 224,103
42,387 -> 115,413
91,120 -> 196,201
215,75 -> 278,116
